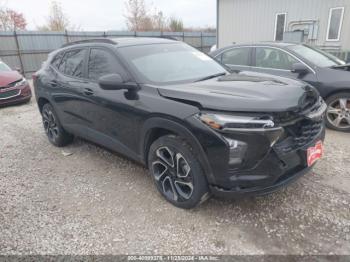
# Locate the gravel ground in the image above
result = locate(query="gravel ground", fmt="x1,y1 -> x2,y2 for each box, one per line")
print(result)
0,85 -> 349,255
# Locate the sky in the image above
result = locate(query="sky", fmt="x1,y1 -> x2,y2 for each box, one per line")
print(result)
2,0 -> 216,31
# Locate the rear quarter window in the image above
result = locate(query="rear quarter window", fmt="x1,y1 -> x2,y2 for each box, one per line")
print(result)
50,52 -> 64,69
58,49 -> 87,78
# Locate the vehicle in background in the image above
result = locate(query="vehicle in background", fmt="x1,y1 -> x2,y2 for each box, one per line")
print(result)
34,38 -> 326,209
0,61 -> 31,107
210,43 -> 350,132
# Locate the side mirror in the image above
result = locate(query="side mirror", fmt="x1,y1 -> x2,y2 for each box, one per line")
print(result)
222,64 -> 237,74
98,74 -> 138,91
291,63 -> 309,76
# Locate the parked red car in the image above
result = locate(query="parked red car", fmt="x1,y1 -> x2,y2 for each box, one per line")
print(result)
0,61 -> 31,107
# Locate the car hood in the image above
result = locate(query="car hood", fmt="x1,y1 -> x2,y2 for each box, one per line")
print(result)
157,72 -> 315,112
331,63 -> 350,71
0,71 -> 22,87
316,67 -> 350,89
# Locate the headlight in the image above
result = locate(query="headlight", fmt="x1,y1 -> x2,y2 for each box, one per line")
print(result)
198,112 -> 284,147
198,112 -> 275,130
14,78 -> 27,87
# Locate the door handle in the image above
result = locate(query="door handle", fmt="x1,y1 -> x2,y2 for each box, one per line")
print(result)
83,88 -> 94,96
49,80 -> 58,87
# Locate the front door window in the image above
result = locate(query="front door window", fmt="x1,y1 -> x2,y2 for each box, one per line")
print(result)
255,47 -> 298,70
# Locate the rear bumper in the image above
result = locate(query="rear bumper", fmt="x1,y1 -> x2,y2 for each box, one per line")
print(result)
0,84 -> 32,106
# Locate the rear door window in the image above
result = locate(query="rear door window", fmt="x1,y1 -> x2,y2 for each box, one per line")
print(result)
255,47 -> 298,70
58,49 -> 86,78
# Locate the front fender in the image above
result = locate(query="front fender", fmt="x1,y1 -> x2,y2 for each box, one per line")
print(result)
140,117 -> 215,184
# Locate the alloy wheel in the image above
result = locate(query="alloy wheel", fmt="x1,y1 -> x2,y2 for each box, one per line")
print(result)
151,146 -> 194,202
327,98 -> 350,129
43,108 -> 59,142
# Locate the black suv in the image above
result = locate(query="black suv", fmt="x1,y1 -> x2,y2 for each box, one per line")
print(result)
34,38 -> 326,209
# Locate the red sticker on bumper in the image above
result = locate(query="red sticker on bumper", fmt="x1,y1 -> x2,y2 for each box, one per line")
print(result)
307,141 -> 324,167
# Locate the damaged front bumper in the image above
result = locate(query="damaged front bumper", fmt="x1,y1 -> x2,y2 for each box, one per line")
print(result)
210,120 -> 326,198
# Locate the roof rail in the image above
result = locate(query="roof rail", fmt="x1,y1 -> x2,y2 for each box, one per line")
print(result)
61,38 -> 117,48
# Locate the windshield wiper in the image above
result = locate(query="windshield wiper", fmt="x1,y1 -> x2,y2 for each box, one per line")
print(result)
331,63 -> 350,68
195,72 -> 227,82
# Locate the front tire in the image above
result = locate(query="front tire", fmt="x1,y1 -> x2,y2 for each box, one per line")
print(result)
325,93 -> 350,132
42,103 -> 74,147
148,135 -> 210,209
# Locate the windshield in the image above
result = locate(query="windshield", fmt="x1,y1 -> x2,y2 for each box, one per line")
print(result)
0,62 -> 11,72
287,45 -> 345,67
118,43 -> 226,84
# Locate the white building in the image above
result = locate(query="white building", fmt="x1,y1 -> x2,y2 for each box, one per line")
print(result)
217,0 -> 350,59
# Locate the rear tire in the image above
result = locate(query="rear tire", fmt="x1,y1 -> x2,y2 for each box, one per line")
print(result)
325,92 -> 350,132
42,103 -> 74,147
148,135 -> 210,209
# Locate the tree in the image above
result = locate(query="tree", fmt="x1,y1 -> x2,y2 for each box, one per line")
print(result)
0,9 -> 27,31
125,0 -> 172,32
124,0 -> 186,32
152,11 -> 166,31
124,0 -> 148,31
38,1 -> 71,31
168,17 -> 184,32
184,26 -> 216,33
